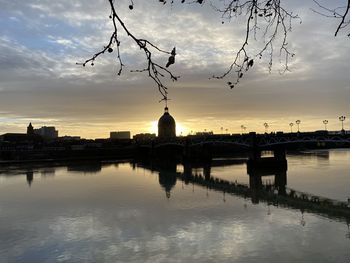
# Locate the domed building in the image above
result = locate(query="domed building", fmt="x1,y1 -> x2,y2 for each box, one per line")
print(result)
158,107 -> 176,139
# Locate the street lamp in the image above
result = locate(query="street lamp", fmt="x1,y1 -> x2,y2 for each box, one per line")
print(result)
264,122 -> 269,133
241,125 -> 247,134
339,116 -> 346,132
289,122 -> 294,133
323,120 -> 328,131
296,120 -> 301,132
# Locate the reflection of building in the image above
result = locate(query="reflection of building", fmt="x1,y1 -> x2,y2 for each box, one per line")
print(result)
158,107 -> 176,139
34,126 -> 58,139
110,131 -> 131,139
26,171 -> 33,186
158,162 -> 177,198
135,160 -> 177,198
67,163 -> 102,173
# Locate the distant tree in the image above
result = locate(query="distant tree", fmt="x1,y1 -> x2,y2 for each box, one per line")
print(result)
78,0 -> 350,100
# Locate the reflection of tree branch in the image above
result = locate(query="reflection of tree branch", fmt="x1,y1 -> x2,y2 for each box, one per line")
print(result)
312,0 -> 350,37
77,0 -> 179,100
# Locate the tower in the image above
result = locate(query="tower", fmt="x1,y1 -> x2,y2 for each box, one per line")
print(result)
27,122 -> 34,135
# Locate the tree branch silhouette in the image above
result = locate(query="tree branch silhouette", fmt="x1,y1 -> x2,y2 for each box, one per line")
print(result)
78,0 -> 347,96
77,0 -> 179,100
210,0 -> 300,88
312,0 -> 350,37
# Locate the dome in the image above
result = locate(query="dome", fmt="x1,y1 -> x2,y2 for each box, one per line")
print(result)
158,107 -> 176,139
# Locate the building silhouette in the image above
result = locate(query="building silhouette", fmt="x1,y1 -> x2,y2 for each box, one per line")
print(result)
110,131 -> 131,140
0,123 -> 42,143
158,107 -> 176,139
34,126 -> 58,139
133,133 -> 156,141
27,123 -> 34,135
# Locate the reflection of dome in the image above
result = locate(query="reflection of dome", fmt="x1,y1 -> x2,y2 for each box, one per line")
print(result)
159,171 -> 177,198
158,107 -> 176,139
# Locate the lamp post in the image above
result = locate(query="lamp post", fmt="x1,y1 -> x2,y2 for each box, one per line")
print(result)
264,123 -> 269,134
339,116 -> 346,132
323,120 -> 328,131
289,122 -> 294,133
296,120 -> 301,133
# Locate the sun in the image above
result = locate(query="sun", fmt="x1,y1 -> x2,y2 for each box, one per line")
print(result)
176,123 -> 189,136
150,121 -> 158,134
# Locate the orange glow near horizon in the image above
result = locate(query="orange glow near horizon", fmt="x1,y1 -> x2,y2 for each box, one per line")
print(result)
149,121 -> 190,136
2,115 -> 347,140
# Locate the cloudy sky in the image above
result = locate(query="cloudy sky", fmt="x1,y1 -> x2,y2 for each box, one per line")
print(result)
0,0 -> 349,138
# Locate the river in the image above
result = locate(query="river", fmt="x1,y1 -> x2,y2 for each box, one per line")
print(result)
0,149 -> 350,262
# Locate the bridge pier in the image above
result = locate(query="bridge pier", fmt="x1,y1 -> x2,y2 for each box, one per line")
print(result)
248,146 -> 287,170
183,160 -> 212,181
249,172 -> 263,204
274,147 -> 286,161
247,148 -> 288,204
183,161 -> 193,185
203,163 -> 211,180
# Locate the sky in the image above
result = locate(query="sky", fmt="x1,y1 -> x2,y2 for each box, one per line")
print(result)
0,0 -> 349,138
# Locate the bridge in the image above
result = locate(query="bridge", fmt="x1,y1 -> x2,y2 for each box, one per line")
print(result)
139,131 -> 350,148
136,131 -> 350,162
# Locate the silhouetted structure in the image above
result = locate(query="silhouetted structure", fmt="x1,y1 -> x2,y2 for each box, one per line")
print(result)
34,126 -> 58,139
133,133 -> 156,141
0,123 -> 42,144
158,107 -> 176,139
110,131 -> 131,139
27,123 -> 34,135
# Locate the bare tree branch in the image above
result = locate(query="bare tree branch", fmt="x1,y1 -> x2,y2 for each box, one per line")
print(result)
77,0 -> 179,100
210,0 -> 300,88
78,0 -> 348,97
312,0 -> 350,37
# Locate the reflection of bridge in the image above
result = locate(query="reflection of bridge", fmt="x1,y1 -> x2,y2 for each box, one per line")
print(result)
136,159 -> 350,223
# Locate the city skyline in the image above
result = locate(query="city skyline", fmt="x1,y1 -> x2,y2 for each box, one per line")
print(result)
1,0 -> 349,138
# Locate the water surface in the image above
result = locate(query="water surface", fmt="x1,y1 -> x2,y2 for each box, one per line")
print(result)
1,149 -> 350,262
